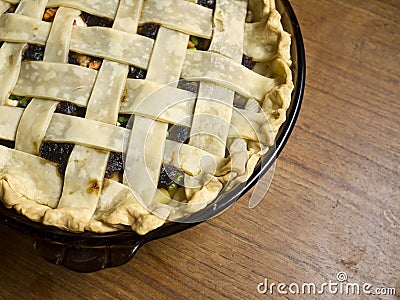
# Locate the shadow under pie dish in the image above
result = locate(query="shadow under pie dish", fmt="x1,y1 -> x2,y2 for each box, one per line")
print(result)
0,0 -> 305,271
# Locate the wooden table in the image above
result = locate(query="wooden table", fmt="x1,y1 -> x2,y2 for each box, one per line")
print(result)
0,0 -> 399,299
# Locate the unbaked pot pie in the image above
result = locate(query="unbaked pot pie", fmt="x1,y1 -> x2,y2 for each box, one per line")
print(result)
0,0 -> 293,234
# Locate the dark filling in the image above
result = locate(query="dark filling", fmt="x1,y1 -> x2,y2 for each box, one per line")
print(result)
158,165 -> 184,190
4,5 -> 16,14
168,125 -> 190,144
233,55 -> 256,108
23,44 -> 45,61
233,93 -> 248,109
128,66 -> 147,79
67,52 -> 104,69
196,38 -> 211,51
0,140 -> 15,149
233,101 -> 246,109
81,12 -> 113,27
68,52 -> 80,65
105,152 -> 123,179
198,0 -> 216,9
39,142 -> 74,175
188,36 -> 211,51
43,8 -> 57,22
90,57 -> 103,67
241,54 -> 256,69
160,126 -> 190,189
138,23 -> 160,40
55,101 -> 86,118
117,114 -> 131,128
177,80 -> 199,93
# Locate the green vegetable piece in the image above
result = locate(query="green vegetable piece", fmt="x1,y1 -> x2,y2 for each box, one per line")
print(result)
18,98 -> 29,107
9,94 -> 25,101
118,115 -> 129,124
188,47 -> 196,50
174,172 -> 184,184
168,183 -> 177,191
9,95 -> 30,107
190,36 -> 199,46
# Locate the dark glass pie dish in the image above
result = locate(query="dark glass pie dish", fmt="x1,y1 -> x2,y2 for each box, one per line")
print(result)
0,0 -> 305,273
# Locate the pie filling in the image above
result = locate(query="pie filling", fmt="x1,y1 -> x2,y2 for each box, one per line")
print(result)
0,0 -> 294,234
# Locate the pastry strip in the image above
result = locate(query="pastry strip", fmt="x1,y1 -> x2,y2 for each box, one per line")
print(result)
0,106 -> 23,141
15,8 -> 80,155
145,28 -> 190,83
124,27 -> 189,207
124,116 -> 168,207
121,79 -> 195,127
14,0 -> 47,18
185,0 -> 247,197
0,103 -> 272,147
70,27 -> 153,69
140,0 -> 213,38
189,84 -> 235,157
0,14 -> 51,45
15,100 -> 59,154
44,114 -> 127,152
85,61 -> 128,123
13,61 -> 98,106
44,7 -> 80,62
209,0 -> 247,61
188,0 -> 247,161
0,43 -> 25,105
182,51 -> 280,101
113,0 -> 143,30
46,0 -> 118,19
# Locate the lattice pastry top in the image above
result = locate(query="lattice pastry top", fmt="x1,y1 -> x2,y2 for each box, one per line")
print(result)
0,0 -> 293,234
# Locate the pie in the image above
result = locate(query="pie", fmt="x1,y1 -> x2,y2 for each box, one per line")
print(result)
0,0 -> 293,234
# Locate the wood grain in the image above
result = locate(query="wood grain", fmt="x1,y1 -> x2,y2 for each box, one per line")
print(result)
0,0 -> 399,299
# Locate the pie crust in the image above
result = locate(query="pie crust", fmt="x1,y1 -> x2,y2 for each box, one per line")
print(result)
0,0 -> 293,234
